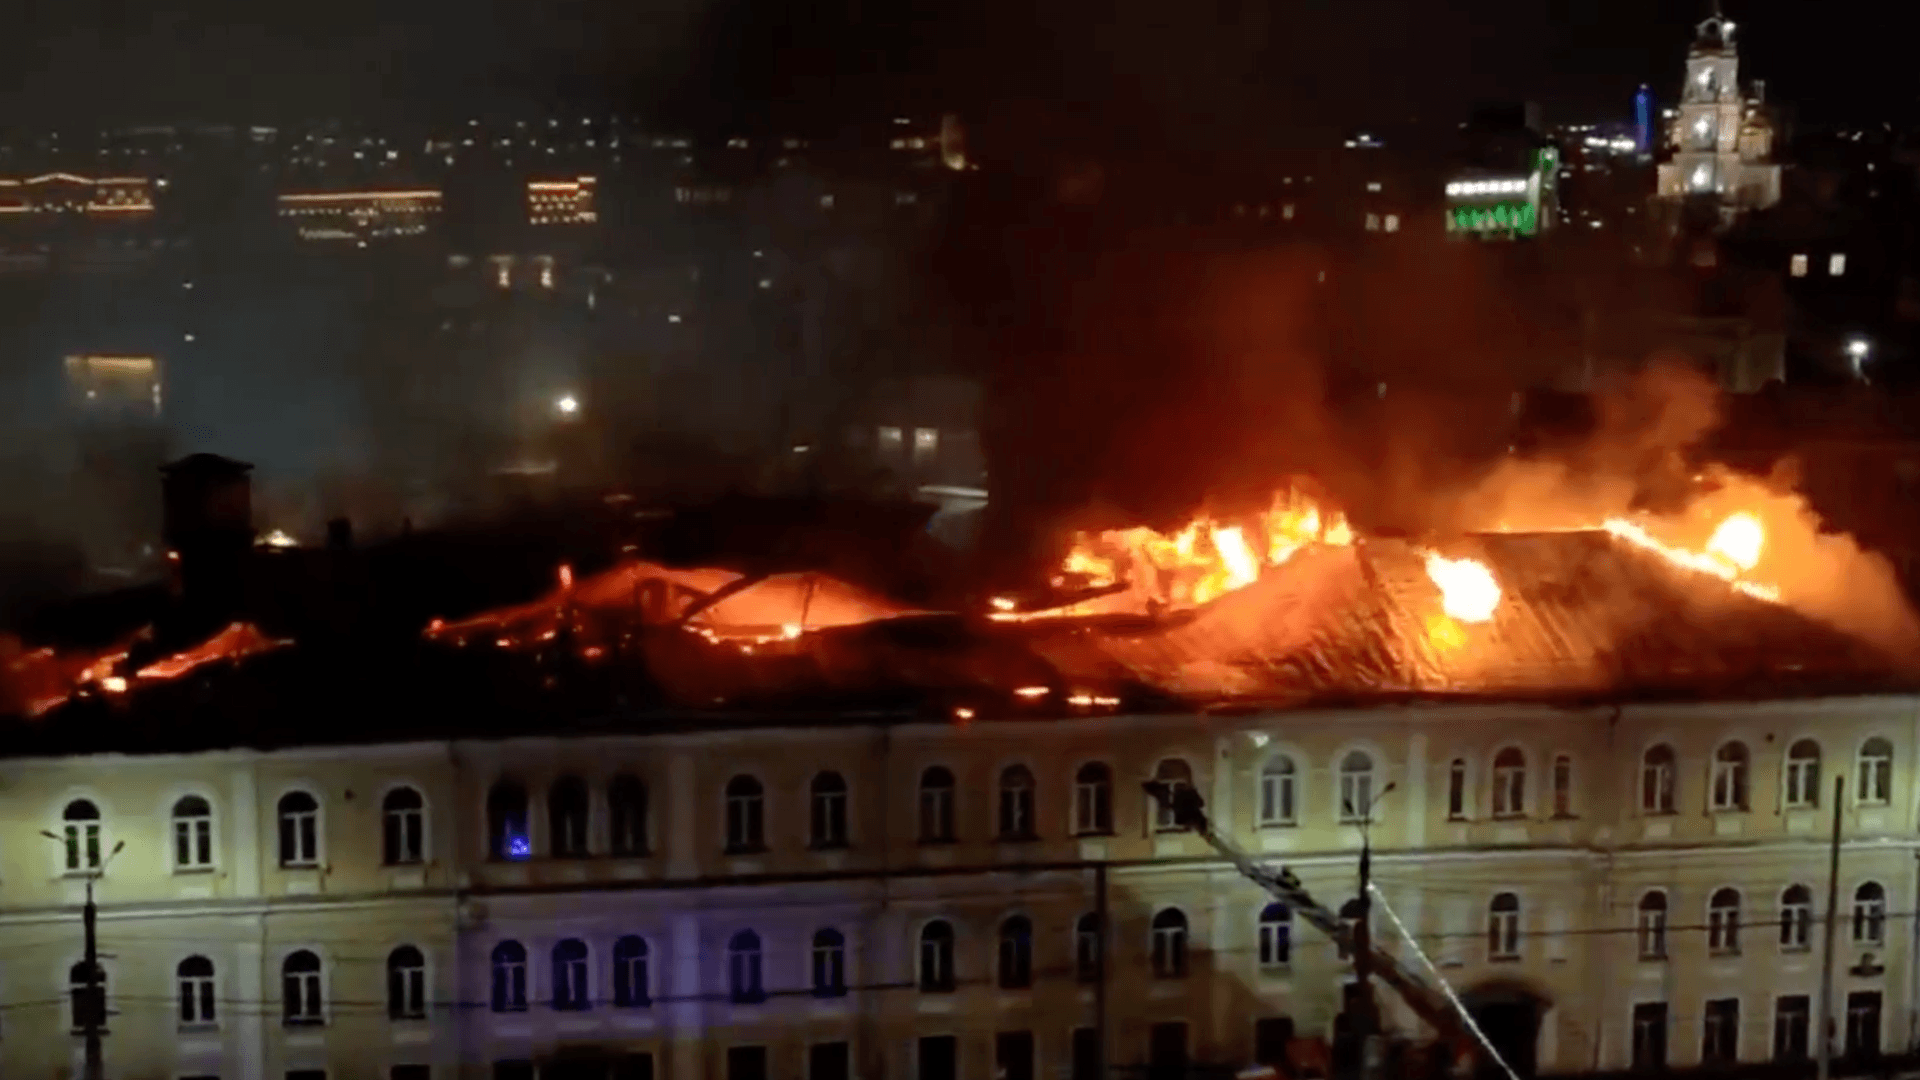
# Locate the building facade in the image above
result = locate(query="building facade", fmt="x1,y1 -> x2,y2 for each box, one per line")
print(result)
1654,12 -> 1782,228
1,693 -> 1916,1079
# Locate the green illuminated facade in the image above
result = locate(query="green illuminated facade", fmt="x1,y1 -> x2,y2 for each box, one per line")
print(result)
1446,146 -> 1559,240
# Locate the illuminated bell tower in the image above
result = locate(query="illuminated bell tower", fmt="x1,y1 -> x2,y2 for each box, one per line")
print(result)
1655,3 -> 1780,228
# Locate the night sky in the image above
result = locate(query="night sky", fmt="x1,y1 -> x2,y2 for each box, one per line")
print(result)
0,0 -> 1911,141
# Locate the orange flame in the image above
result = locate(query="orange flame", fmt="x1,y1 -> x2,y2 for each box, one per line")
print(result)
1603,515 -> 1779,602
1424,553 -> 1501,623
1047,487 -> 1352,611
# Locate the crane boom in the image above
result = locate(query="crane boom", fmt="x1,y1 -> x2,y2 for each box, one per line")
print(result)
1144,782 -> 1469,1046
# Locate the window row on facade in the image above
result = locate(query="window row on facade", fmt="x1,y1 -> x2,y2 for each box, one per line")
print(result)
1628,992 -> 1883,1070
42,734 -> 1904,876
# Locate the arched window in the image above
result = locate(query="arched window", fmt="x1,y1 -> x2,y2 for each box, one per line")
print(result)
1338,751 -> 1374,823
1853,882 -> 1887,946
548,776 -> 589,858
282,950 -> 323,1026
62,799 -> 101,873
172,795 -> 213,870
177,955 -> 216,1027
1641,745 -> 1676,814
810,771 -> 849,849
1637,892 -> 1669,959
552,939 -> 589,1011
382,787 -> 424,866
1074,762 -> 1113,835
812,928 -> 847,997
1258,903 -> 1292,968
1710,742 -> 1750,811
490,941 -> 528,1012
612,936 -> 650,1008
487,781 -> 530,861
1446,758 -> 1467,820
728,930 -> 765,1003
1780,885 -> 1813,951
998,916 -> 1034,989
998,765 -> 1036,841
1708,888 -> 1741,954
277,791 -> 320,867
69,960 -> 106,1032
1785,740 -> 1821,809
919,921 -> 956,992
1150,908 -> 1189,978
1491,749 -> 1526,818
1259,757 -> 1297,827
724,775 -> 765,853
919,767 -> 956,843
608,774 -> 649,857
387,945 -> 426,1020
1152,759 -> 1194,831
1551,754 -> 1574,817
1858,738 -> 1894,805
1487,893 -> 1521,960
1075,913 -> 1103,982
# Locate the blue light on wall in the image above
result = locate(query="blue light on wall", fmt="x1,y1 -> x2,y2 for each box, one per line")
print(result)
507,833 -> 531,860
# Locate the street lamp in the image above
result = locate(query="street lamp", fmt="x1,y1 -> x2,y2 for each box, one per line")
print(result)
554,392 -> 580,418
1846,336 -> 1872,380
41,831 -> 123,1080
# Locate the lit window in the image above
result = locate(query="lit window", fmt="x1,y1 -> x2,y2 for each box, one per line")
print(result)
1384,214 -> 1400,233
1365,181 -> 1382,193
1830,253 -> 1847,276
1790,254 -> 1808,277
913,427 -> 939,458
819,194 -> 834,209
488,781 -> 530,860
877,426 -> 904,453
1282,203 -> 1295,221
1364,213 -> 1380,232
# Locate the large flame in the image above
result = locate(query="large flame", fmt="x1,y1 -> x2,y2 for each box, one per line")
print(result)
1424,553 -> 1501,623
1603,515 -> 1779,602
1045,487 -> 1352,611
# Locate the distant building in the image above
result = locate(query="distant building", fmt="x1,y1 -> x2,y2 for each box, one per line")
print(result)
1444,105 -> 1561,240
275,187 -> 443,242
526,177 -> 598,226
1654,9 -> 1781,229
65,355 -> 162,419
0,172 -> 155,217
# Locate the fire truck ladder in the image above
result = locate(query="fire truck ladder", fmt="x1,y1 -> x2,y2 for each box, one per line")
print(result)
1143,782 -> 1517,1080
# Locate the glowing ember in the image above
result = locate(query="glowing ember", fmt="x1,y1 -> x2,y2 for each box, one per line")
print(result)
1603,518 -> 1780,602
1706,512 -> 1764,572
1424,553 -> 1501,623
558,563 -> 574,589
1048,486 -> 1351,612
990,596 -> 1016,612
1014,686 -> 1049,699
100,675 -> 128,694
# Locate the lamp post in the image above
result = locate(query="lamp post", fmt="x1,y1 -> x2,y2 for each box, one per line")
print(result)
1353,781 -> 1398,1080
42,830 -> 124,1080
1847,337 -> 1872,382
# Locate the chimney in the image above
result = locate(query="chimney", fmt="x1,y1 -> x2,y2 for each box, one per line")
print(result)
160,453 -> 254,631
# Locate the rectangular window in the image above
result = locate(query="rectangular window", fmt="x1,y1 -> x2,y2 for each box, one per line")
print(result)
1790,253 -> 1808,277
1551,755 -> 1572,817
809,1043 -> 850,1080
176,816 -> 213,869
918,1035 -> 958,1080
727,1046 -> 769,1080
1255,1018 -> 1296,1067
1149,1023 -> 1189,1080
1632,1003 -> 1668,1071
614,1055 -> 655,1080
1702,998 -> 1739,1065
1072,1029 -> 1101,1080
997,1032 -> 1035,1080
1830,253 -> 1847,277
1774,996 -> 1810,1062
1846,991 -> 1882,1059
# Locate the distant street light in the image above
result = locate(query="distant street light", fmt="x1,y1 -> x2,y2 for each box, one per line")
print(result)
555,393 -> 580,417
1846,337 -> 1872,380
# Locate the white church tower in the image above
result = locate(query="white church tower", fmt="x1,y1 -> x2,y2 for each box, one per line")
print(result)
1654,4 -> 1781,229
